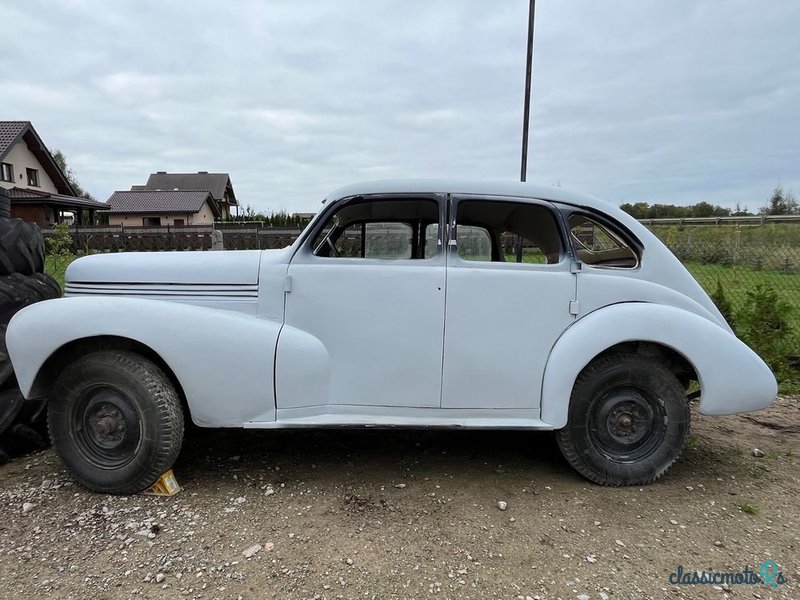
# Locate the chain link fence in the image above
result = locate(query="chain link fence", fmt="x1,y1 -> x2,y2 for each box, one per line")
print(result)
43,224 -> 800,355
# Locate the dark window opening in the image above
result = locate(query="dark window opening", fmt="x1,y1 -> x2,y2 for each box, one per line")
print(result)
143,217 -> 162,227
1,163 -> 12,183
455,200 -> 562,264
312,198 -> 441,260
26,168 -> 39,187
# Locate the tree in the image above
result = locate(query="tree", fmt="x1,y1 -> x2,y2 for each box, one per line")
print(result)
619,202 -> 650,219
759,186 -> 799,216
619,201 -> 730,219
50,149 -> 95,200
732,202 -> 751,217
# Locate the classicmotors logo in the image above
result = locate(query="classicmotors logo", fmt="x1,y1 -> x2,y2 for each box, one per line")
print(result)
669,561 -> 788,589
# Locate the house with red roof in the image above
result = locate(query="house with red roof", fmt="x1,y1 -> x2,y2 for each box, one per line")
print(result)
0,121 -> 107,227
105,190 -> 220,226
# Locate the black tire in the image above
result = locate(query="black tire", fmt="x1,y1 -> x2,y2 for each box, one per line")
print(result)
0,383 -> 25,436
0,325 -> 13,389
556,353 -> 690,486
0,193 -> 10,219
49,351 -> 184,494
0,218 -> 45,276
0,272 -> 62,325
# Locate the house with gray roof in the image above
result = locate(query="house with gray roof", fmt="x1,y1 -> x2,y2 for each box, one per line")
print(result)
0,121 -> 107,227
133,171 -> 238,219
106,190 -> 220,227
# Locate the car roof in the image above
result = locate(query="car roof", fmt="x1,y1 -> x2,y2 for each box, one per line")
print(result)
325,179 -> 614,211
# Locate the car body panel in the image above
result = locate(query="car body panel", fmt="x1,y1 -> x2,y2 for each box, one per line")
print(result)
441,260 -> 575,411
540,302 -> 777,428
279,255 -> 447,409
6,179 -> 777,431
6,297 -> 279,426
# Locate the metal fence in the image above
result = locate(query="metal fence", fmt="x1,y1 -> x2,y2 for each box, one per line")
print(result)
42,224 -> 800,349
41,224 -> 300,253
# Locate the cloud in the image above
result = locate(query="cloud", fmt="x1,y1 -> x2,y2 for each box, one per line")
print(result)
1,0 -> 798,212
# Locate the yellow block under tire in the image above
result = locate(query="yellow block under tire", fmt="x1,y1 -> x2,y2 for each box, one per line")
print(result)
48,350 -> 184,494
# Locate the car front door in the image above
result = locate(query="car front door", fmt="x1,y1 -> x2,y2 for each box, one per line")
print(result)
440,195 -> 576,414
276,195 -> 446,411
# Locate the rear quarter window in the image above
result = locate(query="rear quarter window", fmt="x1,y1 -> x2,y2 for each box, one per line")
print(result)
568,213 -> 639,269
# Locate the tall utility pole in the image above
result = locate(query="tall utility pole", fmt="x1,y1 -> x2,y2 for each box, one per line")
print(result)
519,0 -> 536,183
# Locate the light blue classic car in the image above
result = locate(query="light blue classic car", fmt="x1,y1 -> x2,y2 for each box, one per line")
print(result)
7,180 -> 776,493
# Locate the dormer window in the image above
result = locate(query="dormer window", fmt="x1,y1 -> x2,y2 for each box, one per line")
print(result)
27,168 -> 40,187
1,163 -> 12,183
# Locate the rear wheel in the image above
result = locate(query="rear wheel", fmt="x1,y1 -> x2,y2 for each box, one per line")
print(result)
0,219 -> 44,276
0,325 -> 13,389
49,351 -> 184,494
556,353 -> 690,486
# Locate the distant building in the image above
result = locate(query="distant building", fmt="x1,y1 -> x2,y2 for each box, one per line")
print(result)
105,190 -> 220,226
0,121 -> 107,227
133,171 -> 239,219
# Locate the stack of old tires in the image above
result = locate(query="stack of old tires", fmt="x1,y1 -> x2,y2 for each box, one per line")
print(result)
0,193 -> 62,463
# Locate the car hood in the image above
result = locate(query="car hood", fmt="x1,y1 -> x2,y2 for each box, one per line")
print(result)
65,250 -> 264,285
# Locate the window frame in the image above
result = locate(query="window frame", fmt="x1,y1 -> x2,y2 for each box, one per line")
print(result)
0,162 -> 13,183
562,209 -> 643,270
448,194 -> 568,270
294,193 -> 446,266
323,220 -> 418,260
26,167 -> 39,187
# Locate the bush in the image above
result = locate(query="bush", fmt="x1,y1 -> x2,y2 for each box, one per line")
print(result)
735,284 -> 793,380
710,280 -> 736,329
46,222 -> 74,257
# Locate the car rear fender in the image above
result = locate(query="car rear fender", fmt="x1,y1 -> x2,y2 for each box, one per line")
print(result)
540,302 -> 777,428
6,297 -> 280,426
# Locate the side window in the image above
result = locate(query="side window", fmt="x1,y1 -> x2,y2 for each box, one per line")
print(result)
455,200 -> 562,264
311,198 -> 440,260
457,226 -> 492,261
424,223 -> 440,258
335,222 -> 414,258
568,214 -> 638,268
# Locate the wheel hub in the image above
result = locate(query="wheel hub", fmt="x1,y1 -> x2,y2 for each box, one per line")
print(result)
74,388 -> 141,467
89,405 -> 126,443
589,387 -> 667,462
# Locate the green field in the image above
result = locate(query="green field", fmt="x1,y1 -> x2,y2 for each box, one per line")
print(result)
684,261 -> 800,308
650,223 -> 800,247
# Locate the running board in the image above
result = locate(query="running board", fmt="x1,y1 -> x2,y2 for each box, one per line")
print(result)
243,406 -> 554,430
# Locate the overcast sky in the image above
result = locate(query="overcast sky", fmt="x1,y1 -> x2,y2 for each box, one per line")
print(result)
2,0 -> 798,213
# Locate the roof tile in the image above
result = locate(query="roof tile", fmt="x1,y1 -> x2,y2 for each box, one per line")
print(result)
0,121 -> 30,160
106,190 -> 216,215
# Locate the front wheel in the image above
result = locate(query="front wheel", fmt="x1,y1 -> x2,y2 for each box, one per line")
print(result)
49,351 -> 184,494
556,353 -> 690,486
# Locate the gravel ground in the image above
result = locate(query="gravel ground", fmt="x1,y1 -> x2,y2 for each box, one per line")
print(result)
0,397 -> 798,600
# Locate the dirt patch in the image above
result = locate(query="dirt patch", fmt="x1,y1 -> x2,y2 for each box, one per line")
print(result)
0,398 -> 798,599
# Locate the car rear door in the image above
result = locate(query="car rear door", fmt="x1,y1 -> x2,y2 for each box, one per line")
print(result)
440,195 -> 577,413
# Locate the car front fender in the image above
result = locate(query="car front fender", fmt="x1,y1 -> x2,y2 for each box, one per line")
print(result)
6,297 -> 280,426
540,302 -> 777,428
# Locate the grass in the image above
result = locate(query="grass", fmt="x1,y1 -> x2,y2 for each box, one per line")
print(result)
651,223 -> 800,247
736,500 -> 760,515
684,261 -> 800,317
45,254 -> 74,291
